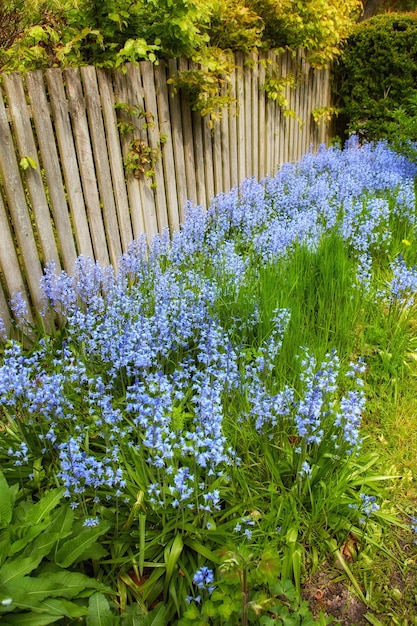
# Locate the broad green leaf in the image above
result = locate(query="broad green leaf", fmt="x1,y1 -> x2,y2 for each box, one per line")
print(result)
0,472 -> 12,529
0,553 -> 44,584
54,522 -> 111,568
9,525 -> 49,557
47,505 -> 74,537
86,592 -> 114,626
36,570 -> 111,598
25,488 -> 65,526
1,614 -> 61,625
37,597 -> 88,618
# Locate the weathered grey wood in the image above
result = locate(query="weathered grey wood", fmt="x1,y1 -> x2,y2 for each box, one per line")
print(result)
0,281 -> 11,335
258,53 -> 266,178
3,73 -> 62,273
0,85 -> 44,312
25,71 -> 77,273
235,53 -> 246,184
265,51 -> 275,175
213,117 -> 223,196
140,61 -> 169,230
45,68 -> 94,259
192,107 -> 206,207
0,189 -> 33,325
64,68 -> 109,266
244,56 -> 253,178
81,66 -> 122,268
154,62 -> 180,231
220,95 -> 230,192
113,69 -> 147,241
167,59 -> 188,222
202,117 -> 214,203
228,65 -> 238,189
177,58 -> 197,205
96,68 -> 133,250
251,52 -> 259,180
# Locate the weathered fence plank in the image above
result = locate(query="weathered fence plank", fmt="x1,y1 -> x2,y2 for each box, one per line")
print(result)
46,68 -> 94,260
0,190 -> 33,325
65,68 -> 110,267
25,71 -> 78,273
154,62 -> 180,232
96,69 -> 133,251
81,66 -> 123,268
0,84 -> 45,312
167,59 -> 188,223
140,61 -> 169,232
3,73 -> 62,272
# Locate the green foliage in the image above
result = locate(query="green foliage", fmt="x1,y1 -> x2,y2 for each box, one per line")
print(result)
333,12 -> 417,143
0,471 -> 113,624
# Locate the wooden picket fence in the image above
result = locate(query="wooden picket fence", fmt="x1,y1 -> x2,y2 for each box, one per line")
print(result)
0,49 -> 333,332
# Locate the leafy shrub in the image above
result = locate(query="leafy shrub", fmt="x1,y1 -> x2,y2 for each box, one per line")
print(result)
0,471 -> 113,624
333,12 -> 417,143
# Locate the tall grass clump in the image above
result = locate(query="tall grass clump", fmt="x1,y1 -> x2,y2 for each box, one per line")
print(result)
1,137 -> 417,624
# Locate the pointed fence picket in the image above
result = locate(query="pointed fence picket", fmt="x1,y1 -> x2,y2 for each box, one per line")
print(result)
0,50 -> 333,330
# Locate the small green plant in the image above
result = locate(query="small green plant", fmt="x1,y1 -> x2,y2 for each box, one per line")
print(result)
179,548 -> 332,625
0,470 -> 113,624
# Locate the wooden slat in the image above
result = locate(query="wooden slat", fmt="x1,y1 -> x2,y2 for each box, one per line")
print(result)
244,55 -> 253,178
154,62 -> 180,231
96,68 -> 133,251
251,52 -> 259,180
113,69 -> 148,241
167,59 -> 188,222
235,52 -> 246,184
0,281 -> 11,335
228,65 -> 238,189
213,117 -> 223,196
81,66 -> 122,268
64,68 -> 109,266
0,189 -> 33,324
177,58 -> 197,205
45,68 -> 94,259
0,84 -> 44,312
140,61 -> 169,231
220,94 -> 230,192
202,117 -> 215,203
192,108 -> 206,207
3,73 -> 62,272
258,53 -> 266,178
25,71 -> 77,273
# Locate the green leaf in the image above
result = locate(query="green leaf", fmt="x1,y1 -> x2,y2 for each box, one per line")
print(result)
39,597 -> 88,618
183,538 -> 221,564
25,488 -> 65,526
86,592 -> 114,626
164,534 -> 183,587
19,156 -> 37,171
145,603 -> 167,626
36,570 -> 111,598
1,614 -> 61,625
54,522 -> 111,568
0,473 -> 12,529
0,553 -> 44,584
9,525 -> 47,557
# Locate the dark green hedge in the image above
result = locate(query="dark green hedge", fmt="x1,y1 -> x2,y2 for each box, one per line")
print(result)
332,13 -> 417,143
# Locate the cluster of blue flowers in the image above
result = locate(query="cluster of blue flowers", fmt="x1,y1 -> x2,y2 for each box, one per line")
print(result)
0,138 -> 416,523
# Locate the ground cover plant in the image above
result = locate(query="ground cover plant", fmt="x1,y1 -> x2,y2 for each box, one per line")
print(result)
1,137 -> 417,624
